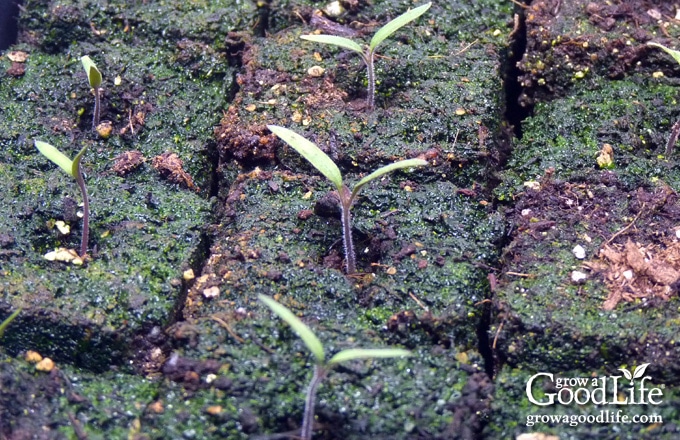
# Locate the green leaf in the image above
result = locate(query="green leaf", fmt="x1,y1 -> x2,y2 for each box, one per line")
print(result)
300,34 -> 364,54
0,308 -> 21,339
35,140 -> 75,177
267,125 -> 344,191
328,348 -> 411,365
352,158 -> 428,197
258,295 -> 325,364
370,2 -> 431,50
648,42 -> 680,66
81,55 -> 102,88
71,145 -> 88,177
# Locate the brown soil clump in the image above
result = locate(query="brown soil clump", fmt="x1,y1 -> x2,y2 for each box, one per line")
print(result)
587,238 -> 680,310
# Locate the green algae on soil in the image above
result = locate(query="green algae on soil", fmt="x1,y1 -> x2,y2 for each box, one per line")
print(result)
0,0 -> 235,370
175,164 -> 502,437
485,1 -> 680,437
176,0 -> 514,436
0,0 -> 519,437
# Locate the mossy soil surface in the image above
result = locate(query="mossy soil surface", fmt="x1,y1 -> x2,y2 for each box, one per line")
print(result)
2,0 -> 680,439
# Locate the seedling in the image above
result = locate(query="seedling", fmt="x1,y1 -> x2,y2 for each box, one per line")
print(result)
301,2 -> 431,110
268,125 -> 427,274
81,55 -> 103,129
258,294 -> 410,440
0,308 -> 21,339
35,140 -> 90,258
648,42 -> 680,156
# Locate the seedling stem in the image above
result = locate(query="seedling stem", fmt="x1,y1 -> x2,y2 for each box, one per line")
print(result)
0,308 -> 21,339
93,88 -> 101,128
75,160 -> 90,258
339,189 -> 357,273
81,56 -> 103,129
302,364 -> 326,439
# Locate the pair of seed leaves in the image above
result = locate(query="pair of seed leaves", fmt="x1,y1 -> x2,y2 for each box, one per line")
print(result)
268,125 -> 427,203
259,294 -> 410,365
300,2 -> 431,59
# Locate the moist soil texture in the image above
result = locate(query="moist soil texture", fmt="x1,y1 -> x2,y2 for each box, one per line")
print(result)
2,0 -> 680,439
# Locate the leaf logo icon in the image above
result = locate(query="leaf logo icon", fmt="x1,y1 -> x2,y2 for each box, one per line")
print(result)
633,363 -> 650,380
618,368 -> 633,381
618,363 -> 650,384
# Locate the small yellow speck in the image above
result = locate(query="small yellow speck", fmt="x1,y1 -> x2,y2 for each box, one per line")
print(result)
307,66 -> 325,77
25,351 -> 43,363
35,358 -> 55,372
96,121 -> 113,139
206,406 -> 223,415
148,401 -> 164,414
523,181 -> 541,190
55,220 -> 70,235
455,351 -> 469,364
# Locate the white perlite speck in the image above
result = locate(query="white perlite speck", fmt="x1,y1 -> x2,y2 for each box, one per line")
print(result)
572,244 -> 586,259
571,271 -> 587,283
